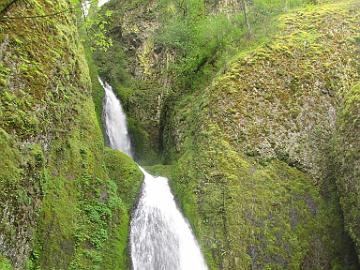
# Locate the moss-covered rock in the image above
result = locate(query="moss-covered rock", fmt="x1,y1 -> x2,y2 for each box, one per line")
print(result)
161,1 -> 360,268
0,1 -> 143,269
0,256 -> 13,270
1,0 -> 359,269
104,148 -> 143,207
335,81 -> 360,261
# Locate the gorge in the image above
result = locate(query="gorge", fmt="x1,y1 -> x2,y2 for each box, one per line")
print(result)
100,77 -> 207,269
0,0 -> 359,269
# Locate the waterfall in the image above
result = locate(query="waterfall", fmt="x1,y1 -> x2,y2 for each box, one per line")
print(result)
99,78 -> 208,270
97,0 -> 110,7
81,0 -> 110,17
100,78 -> 133,157
81,0 -> 90,17
130,168 -> 208,270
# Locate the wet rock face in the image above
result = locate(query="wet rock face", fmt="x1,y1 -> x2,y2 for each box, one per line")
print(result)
335,82 -> 360,260
93,1 -> 172,158
160,2 -> 360,269
95,0 -> 243,160
104,0 -> 163,79
0,1 -> 92,268
201,5 -> 359,181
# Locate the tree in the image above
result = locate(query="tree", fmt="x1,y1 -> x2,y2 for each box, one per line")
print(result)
80,0 -> 113,51
239,0 -> 251,36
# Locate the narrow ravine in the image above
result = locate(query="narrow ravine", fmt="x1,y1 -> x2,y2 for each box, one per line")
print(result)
99,78 -> 208,270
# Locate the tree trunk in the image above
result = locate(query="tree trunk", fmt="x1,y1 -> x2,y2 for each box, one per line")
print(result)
240,0 -> 251,37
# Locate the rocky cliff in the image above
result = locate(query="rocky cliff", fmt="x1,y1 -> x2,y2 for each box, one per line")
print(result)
0,1 -> 142,269
0,0 -> 359,269
160,1 -> 360,268
95,0 -> 360,269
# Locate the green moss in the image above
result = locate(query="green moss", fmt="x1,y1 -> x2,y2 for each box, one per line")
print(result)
0,129 -> 21,184
0,1 -> 144,269
160,1 -> 360,268
335,81 -> 360,260
99,201 -> 130,270
84,44 -> 105,128
138,38 -> 154,76
1,0 -> 359,269
104,148 -> 143,207
0,0 -> 14,13
32,174 -> 77,269
127,116 -> 161,164
0,256 -> 13,270
100,149 -> 143,270
30,101 -> 142,270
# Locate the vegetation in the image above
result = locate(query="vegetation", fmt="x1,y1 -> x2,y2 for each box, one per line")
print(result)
92,0 -> 327,165
158,0 -> 360,268
0,0 -> 359,269
0,1 -> 142,269
0,256 -> 13,270
155,0 -> 321,90
335,81 -> 360,261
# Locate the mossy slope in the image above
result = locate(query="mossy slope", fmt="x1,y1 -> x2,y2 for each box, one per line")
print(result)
0,1 -> 142,269
161,1 -> 360,269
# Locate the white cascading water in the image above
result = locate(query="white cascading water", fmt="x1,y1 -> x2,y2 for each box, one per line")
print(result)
81,0 -> 110,17
130,168 -> 208,270
99,78 -> 132,157
81,0 -> 91,17
97,0 -> 110,6
99,78 -> 208,270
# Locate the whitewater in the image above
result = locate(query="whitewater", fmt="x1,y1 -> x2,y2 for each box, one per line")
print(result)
99,78 -> 208,270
